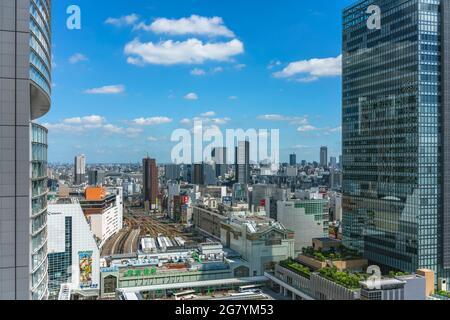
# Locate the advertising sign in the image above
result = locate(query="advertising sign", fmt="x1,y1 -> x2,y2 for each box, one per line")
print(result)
79,251 -> 93,288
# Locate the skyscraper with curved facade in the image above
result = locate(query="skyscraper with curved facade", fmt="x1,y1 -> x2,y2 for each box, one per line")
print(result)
0,0 -> 51,300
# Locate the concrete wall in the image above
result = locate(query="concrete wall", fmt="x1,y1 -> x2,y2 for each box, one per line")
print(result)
0,0 -> 32,300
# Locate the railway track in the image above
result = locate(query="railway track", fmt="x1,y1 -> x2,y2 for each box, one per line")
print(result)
101,216 -> 141,256
101,213 -> 189,256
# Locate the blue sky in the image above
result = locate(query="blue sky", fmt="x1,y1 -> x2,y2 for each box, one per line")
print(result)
42,0 -> 355,164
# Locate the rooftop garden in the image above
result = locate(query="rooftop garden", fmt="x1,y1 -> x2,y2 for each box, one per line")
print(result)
435,290 -> 450,299
302,246 -> 361,262
318,267 -> 368,289
388,271 -> 411,278
279,258 -> 311,279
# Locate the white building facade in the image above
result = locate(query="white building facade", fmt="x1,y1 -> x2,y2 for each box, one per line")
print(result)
47,203 -> 100,299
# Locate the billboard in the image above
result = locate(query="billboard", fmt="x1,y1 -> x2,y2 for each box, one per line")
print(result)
79,251 -> 93,288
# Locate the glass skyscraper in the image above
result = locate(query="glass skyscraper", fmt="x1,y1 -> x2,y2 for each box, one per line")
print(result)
342,0 -> 450,282
0,0 -> 51,300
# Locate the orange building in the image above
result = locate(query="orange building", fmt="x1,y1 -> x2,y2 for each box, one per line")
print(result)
85,186 -> 106,201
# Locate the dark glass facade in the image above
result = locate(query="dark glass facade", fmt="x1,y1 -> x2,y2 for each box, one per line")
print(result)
342,0 -> 450,280
48,217 -> 72,299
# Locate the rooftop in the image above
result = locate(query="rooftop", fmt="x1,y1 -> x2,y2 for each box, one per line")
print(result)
117,276 -> 269,294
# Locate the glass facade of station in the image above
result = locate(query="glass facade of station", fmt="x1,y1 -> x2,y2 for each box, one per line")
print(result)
343,0 -> 450,280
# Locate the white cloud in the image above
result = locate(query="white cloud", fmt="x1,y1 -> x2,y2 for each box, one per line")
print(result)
180,118 -> 192,125
229,96 -> 238,100
69,53 -> 88,64
234,64 -> 246,71
257,114 -> 308,125
43,123 -> 85,133
297,125 -> 342,135
273,55 -> 342,81
212,117 -> 231,125
124,38 -> 244,66
124,127 -> 143,137
267,60 -> 281,70
133,117 -> 173,126
323,126 -> 342,135
137,15 -> 235,37
200,111 -> 216,117
102,125 -> 143,138
147,136 -> 160,142
102,124 -> 123,134
180,113 -> 231,127
297,124 -> 317,132
63,115 -> 105,128
43,115 -> 146,138
211,66 -> 224,73
84,85 -> 125,95
184,92 -> 199,100
191,68 -> 206,76
105,14 -> 139,27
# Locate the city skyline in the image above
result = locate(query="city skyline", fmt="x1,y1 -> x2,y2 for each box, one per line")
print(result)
38,0 -> 354,164
4,0 -> 450,304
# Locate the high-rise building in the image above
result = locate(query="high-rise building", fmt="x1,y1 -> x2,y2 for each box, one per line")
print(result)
289,153 -> 297,166
234,146 -> 239,182
237,141 -> 250,185
74,155 -> 86,185
212,147 -> 227,178
330,156 -> 337,169
320,146 -> 328,168
164,164 -> 181,181
193,163 -> 205,186
143,157 -> 158,211
342,0 -> 450,281
0,0 -> 52,300
88,169 -> 104,186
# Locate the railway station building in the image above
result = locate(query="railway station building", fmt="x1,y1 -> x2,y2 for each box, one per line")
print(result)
99,243 -> 252,299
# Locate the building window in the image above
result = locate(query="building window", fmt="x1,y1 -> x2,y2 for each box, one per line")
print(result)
103,275 -> 118,294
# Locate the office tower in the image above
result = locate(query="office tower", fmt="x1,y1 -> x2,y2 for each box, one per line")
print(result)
237,141 -> 250,185
88,169 -> 104,186
143,157 -> 158,211
339,155 -> 343,170
74,155 -> 86,185
182,164 -> 192,183
234,146 -> 239,182
193,163 -> 205,186
343,0 -> 450,281
320,146 -> 328,168
203,163 -> 217,185
289,153 -> 297,166
164,164 -> 181,181
212,147 -> 227,178
0,0 -> 52,300
330,156 -> 337,169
